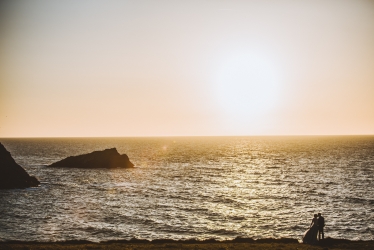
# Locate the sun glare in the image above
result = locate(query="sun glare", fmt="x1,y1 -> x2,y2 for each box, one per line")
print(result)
212,50 -> 281,124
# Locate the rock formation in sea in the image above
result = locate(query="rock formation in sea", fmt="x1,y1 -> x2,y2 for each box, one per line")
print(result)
48,148 -> 134,169
0,143 -> 40,189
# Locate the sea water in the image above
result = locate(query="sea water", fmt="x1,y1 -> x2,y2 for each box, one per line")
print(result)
0,136 -> 373,242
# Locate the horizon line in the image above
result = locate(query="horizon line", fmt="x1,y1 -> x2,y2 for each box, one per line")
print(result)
1,134 -> 374,139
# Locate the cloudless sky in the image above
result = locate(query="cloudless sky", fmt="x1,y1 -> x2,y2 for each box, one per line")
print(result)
1,0 -> 374,137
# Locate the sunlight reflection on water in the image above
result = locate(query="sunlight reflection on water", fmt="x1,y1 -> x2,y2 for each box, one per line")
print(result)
0,136 -> 373,242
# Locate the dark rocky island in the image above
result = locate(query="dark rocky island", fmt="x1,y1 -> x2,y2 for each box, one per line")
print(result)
48,148 -> 134,169
0,143 -> 40,189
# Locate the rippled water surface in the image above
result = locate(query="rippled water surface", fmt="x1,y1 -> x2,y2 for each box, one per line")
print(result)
0,136 -> 373,242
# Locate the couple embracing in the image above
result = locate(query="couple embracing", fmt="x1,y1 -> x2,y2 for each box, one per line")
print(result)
302,213 -> 325,244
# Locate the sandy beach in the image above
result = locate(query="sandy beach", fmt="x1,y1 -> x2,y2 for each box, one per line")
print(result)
1,238 -> 373,250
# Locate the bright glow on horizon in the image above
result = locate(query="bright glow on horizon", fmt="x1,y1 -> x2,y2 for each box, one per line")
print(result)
1,0 -> 374,137
212,48 -> 281,131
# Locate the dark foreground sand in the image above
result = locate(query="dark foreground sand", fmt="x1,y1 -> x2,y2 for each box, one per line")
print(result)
1,238 -> 373,250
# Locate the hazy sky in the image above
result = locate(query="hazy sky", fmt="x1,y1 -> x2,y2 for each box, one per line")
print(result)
1,0 -> 374,137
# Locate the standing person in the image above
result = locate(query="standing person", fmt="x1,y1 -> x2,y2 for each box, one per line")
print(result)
302,214 -> 319,244
317,213 -> 325,240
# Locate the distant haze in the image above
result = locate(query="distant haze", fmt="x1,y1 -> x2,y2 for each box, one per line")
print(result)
1,0 -> 374,137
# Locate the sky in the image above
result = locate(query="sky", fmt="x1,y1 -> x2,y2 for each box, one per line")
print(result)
1,0 -> 374,137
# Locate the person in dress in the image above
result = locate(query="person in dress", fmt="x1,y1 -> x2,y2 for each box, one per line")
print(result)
302,214 -> 319,244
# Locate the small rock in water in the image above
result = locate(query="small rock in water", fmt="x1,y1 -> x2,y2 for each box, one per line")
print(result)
48,148 -> 134,169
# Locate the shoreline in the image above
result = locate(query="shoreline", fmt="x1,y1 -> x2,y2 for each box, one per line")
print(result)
1,238 -> 374,250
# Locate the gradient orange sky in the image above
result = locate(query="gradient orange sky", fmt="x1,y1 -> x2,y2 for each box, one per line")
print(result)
1,0 -> 374,137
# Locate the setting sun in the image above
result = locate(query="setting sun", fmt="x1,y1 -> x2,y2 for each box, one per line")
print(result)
212,48 -> 281,128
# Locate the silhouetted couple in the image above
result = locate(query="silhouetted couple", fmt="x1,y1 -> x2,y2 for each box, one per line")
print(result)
302,213 -> 325,244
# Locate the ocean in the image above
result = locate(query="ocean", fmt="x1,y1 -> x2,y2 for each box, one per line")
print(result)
0,136 -> 373,242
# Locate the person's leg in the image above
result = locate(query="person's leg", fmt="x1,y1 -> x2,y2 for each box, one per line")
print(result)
318,229 -> 321,240
321,228 -> 324,239
318,227 -> 323,240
